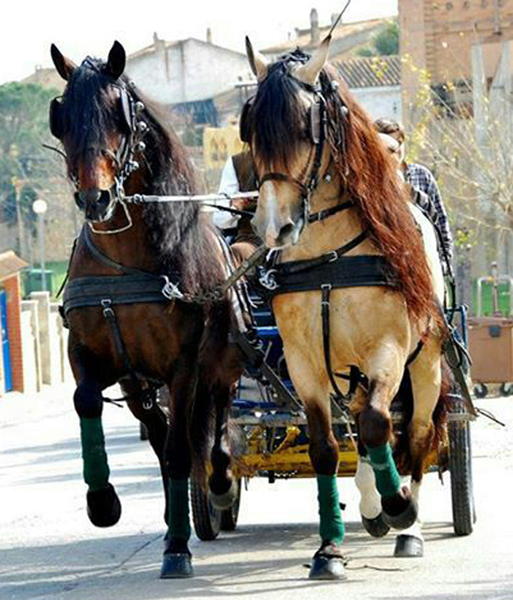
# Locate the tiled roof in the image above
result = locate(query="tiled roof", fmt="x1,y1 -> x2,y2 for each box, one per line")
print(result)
334,55 -> 401,88
0,251 -> 28,281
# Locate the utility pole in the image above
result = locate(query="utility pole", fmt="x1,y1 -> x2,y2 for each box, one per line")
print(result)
11,176 -> 26,260
494,0 -> 502,35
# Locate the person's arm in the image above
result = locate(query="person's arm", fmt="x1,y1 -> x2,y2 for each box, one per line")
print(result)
425,172 -> 454,265
213,157 -> 240,230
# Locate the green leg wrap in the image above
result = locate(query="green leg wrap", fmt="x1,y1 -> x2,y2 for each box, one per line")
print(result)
80,417 -> 110,492
317,474 -> 345,545
167,479 -> 191,542
366,443 -> 401,499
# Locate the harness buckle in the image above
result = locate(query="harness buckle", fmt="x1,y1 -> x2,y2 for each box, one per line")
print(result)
161,276 -> 184,300
328,250 -> 339,263
101,298 -> 115,317
259,268 -> 279,291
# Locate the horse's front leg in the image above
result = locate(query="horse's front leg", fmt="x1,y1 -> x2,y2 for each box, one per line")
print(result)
304,396 -> 347,580
70,344 -> 121,528
358,348 -> 418,531
394,337 -> 444,558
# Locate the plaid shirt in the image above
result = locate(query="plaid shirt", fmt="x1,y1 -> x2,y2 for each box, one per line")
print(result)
405,163 -> 453,266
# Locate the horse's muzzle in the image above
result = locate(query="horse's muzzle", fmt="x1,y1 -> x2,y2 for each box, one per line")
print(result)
75,188 -> 115,222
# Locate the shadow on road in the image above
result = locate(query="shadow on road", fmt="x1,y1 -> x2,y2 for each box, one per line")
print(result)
0,520 -> 466,600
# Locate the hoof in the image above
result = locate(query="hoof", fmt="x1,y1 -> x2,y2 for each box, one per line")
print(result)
86,483 -> 121,528
394,534 -> 424,558
160,553 -> 193,579
209,479 -> 237,511
309,555 -> 347,581
362,513 -> 391,538
309,544 -> 347,581
382,487 -> 418,530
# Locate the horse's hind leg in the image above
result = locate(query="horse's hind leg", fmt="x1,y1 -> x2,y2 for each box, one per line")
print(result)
208,383 -> 237,510
358,348 -> 418,531
70,346 -> 121,528
125,384 -> 169,524
394,338 -> 443,558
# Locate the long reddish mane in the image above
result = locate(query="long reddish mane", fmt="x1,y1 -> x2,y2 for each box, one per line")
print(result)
251,55 -> 437,323
323,65 -> 436,322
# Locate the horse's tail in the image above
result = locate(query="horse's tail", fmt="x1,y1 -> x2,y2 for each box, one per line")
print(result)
188,372 -> 215,486
393,357 -> 453,475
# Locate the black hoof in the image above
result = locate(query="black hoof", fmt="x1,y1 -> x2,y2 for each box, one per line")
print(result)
209,479 -> 237,511
362,513 -> 391,538
382,487 -> 418,530
394,534 -> 424,558
86,483 -> 121,528
309,544 -> 347,581
160,553 -> 193,579
309,555 -> 347,581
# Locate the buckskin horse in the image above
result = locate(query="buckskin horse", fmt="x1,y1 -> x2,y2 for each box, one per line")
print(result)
244,37 -> 451,579
49,41 -> 243,578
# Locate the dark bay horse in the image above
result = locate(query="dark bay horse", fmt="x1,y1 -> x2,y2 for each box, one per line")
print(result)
244,38 -> 451,579
49,41 -> 243,578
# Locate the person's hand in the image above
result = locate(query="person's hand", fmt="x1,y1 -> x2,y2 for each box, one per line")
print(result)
232,197 -> 257,211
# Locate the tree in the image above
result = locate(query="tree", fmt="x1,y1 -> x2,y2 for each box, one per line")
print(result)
356,21 -> 399,58
0,82 -> 60,256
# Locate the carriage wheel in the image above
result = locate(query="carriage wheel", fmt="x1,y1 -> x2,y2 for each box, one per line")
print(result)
500,383 -> 513,397
190,478 -> 221,541
448,399 -> 475,536
473,383 -> 488,399
220,478 -> 242,531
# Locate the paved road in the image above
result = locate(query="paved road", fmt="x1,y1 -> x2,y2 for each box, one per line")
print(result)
1,384 -> 512,600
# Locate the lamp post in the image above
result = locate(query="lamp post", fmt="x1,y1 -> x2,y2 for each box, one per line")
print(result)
32,199 -> 48,292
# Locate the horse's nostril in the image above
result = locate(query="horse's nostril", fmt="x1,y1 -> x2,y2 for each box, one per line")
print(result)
279,223 -> 295,239
98,190 -> 111,206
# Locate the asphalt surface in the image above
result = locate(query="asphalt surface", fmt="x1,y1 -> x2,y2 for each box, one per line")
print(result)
1,384 -> 513,600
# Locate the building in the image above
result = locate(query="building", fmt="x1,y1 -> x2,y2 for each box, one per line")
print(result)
335,55 -> 402,120
0,251 -> 27,394
263,10 -> 391,61
399,0 -> 513,125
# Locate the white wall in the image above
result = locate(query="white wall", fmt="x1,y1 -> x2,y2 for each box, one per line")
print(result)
351,85 -> 402,122
127,39 -> 253,105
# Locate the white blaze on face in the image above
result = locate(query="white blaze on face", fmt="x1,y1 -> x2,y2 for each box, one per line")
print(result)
259,180 -> 283,248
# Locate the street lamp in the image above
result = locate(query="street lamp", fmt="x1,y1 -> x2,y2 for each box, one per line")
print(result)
32,199 -> 48,292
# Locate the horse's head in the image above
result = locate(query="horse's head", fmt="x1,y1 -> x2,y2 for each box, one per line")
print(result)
244,37 -> 334,248
49,41 -> 145,222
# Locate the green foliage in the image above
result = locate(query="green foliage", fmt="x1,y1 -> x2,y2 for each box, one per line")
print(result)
356,21 -> 399,58
0,82 -> 58,232
374,22 -> 399,56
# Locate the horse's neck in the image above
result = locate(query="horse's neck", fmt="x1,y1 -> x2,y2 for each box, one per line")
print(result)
279,176 -> 377,263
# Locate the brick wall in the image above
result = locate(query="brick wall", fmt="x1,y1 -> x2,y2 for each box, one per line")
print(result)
3,274 -> 24,392
400,0 -> 513,124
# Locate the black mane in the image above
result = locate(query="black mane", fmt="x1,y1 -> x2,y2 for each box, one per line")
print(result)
60,57 -> 222,295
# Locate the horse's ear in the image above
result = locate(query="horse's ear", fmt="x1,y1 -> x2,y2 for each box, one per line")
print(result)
295,35 -> 331,85
246,36 -> 269,82
50,44 -> 76,81
105,41 -> 126,79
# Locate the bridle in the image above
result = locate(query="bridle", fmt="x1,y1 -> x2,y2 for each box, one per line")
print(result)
240,52 -> 349,225
49,57 -> 148,234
